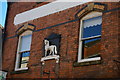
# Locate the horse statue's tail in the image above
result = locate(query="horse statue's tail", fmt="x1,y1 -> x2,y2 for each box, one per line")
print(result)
54,46 -> 57,55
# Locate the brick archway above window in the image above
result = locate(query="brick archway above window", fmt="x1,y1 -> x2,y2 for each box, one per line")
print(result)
16,23 -> 36,35
76,3 -> 106,19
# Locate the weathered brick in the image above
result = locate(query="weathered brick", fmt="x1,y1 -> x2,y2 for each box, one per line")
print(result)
2,2 -> 119,78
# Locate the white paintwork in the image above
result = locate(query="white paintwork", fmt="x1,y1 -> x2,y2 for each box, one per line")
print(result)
78,12 -> 102,62
15,30 -> 32,71
56,0 -> 93,2
15,67 -> 28,71
44,39 -> 57,56
81,35 -> 101,40
4,0 -> 120,2
14,0 -> 94,25
41,55 -> 59,65
41,55 -> 59,61
78,57 -> 101,63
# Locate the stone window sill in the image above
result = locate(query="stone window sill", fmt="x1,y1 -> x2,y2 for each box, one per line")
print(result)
11,68 -> 29,74
73,60 -> 102,67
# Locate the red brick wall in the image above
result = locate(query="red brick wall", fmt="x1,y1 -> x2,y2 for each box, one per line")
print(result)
2,2 -> 120,78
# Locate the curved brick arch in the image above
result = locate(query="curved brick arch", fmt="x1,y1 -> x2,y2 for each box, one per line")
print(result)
75,3 -> 107,19
16,23 -> 36,35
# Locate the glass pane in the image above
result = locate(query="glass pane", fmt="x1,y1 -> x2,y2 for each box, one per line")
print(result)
21,51 -> 30,57
20,34 -> 32,52
82,37 -> 101,59
20,52 -> 30,68
82,16 -> 102,38
21,63 -> 28,68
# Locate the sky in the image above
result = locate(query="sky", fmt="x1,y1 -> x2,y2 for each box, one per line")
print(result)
0,0 -> 7,27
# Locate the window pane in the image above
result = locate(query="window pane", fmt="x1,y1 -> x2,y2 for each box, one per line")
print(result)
20,34 -> 32,52
21,51 -> 30,57
82,37 -> 101,59
82,16 -> 102,38
21,63 -> 28,68
20,52 -> 30,68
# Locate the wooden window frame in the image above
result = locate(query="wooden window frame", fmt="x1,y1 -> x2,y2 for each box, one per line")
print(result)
78,11 -> 102,63
15,30 -> 32,71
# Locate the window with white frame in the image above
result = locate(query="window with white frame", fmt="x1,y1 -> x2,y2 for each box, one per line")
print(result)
78,12 -> 102,63
15,30 -> 32,71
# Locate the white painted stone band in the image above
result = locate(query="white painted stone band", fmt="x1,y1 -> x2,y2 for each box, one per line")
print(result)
3,0 -> 120,2
15,0 -> 119,25
14,0 -> 93,25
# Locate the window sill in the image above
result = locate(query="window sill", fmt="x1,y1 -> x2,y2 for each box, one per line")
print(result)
11,68 -> 29,74
73,57 -> 102,67
41,55 -> 60,65
41,55 -> 59,62
15,67 -> 28,71
78,57 -> 101,63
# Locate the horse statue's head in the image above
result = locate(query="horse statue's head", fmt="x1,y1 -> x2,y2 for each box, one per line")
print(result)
44,39 -> 49,45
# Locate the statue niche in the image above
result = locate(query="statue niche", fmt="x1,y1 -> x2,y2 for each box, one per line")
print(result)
41,33 -> 61,65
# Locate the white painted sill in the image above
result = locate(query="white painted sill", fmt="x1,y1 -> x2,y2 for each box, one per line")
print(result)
15,67 -> 28,71
78,57 -> 101,63
41,55 -> 60,62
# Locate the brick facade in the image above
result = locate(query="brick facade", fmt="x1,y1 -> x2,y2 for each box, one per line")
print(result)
2,2 -> 120,78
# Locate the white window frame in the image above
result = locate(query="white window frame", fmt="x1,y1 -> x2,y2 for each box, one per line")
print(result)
78,11 -> 102,63
15,30 -> 32,71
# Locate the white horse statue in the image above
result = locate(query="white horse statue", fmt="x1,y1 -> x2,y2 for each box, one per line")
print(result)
44,39 -> 57,56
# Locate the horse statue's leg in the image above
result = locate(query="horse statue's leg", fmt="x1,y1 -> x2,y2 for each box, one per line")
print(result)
54,46 -> 57,55
51,47 -> 54,56
49,46 -> 55,56
47,46 -> 57,56
49,48 -> 52,56
52,46 -> 55,55
45,49 -> 47,57
51,46 -> 57,55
